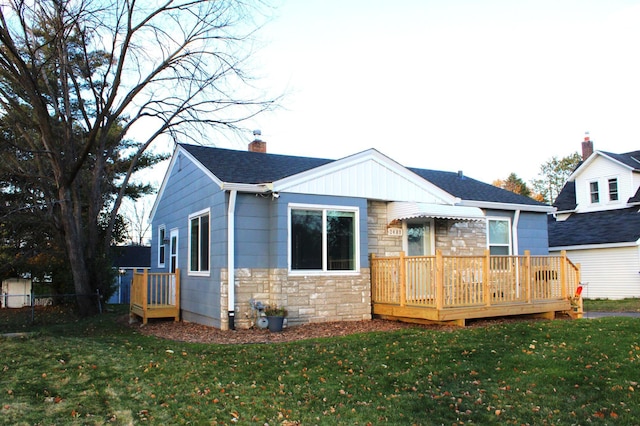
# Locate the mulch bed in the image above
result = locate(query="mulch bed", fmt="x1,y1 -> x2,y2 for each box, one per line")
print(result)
125,315 -> 556,345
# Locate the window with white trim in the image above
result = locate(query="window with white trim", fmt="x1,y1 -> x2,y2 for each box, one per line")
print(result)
188,209 -> 210,274
158,226 -> 166,267
608,178 -> 619,201
488,219 -> 511,255
290,205 -> 358,272
590,181 -> 599,203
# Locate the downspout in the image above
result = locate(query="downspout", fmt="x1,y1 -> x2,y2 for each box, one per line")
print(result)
227,190 -> 237,330
512,209 -> 521,298
512,209 -> 521,255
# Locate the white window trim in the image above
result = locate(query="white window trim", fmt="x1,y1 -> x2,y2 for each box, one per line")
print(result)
158,225 -> 166,268
288,203 -> 360,275
188,208 -> 211,277
486,217 -> 512,255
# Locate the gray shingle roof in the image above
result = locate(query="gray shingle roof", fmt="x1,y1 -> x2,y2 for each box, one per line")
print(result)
111,246 -> 150,268
408,168 -> 545,206
601,150 -> 640,170
548,207 -> 640,247
181,144 -> 332,184
180,144 -> 547,207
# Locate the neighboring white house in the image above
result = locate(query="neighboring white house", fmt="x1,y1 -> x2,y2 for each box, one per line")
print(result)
1,278 -> 32,308
548,136 -> 640,299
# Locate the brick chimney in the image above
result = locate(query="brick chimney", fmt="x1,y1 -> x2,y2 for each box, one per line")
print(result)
248,129 -> 266,153
581,132 -> 593,160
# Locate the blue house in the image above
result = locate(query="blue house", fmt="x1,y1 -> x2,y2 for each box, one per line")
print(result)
149,138 -> 553,329
108,245 -> 151,304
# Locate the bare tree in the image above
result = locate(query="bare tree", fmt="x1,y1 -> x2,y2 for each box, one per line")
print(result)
0,0 -> 276,315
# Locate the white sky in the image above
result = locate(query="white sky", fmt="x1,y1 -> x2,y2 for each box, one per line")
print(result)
230,0 -> 640,185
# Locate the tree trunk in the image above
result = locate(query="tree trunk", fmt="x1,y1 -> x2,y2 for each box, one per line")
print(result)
58,186 -> 99,316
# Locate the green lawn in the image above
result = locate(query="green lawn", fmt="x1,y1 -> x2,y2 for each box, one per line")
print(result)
583,297 -> 640,312
2,309 -> 640,425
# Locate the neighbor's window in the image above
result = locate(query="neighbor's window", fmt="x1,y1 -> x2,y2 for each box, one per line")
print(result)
290,206 -> 358,272
488,219 -> 511,255
608,178 -> 619,201
158,226 -> 166,267
590,181 -> 600,203
189,209 -> 210,274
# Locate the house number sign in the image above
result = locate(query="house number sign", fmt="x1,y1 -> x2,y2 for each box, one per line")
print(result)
387,228 -> 403,236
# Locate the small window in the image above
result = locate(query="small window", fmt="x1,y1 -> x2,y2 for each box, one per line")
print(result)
488,219 -> 511,255
189,210 -> 210,274
608,178 -> 619,201
590,181 -> 599,203
158,226 -> 166,267
290,205 -> 358,272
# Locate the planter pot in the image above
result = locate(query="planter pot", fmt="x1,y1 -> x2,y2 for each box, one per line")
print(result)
266,315 -> 285,332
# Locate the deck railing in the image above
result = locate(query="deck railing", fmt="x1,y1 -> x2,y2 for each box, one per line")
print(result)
130,269 -> 180,324
371,250 -> 581,310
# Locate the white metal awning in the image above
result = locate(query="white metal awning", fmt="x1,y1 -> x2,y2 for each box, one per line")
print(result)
387,202 -> 485,222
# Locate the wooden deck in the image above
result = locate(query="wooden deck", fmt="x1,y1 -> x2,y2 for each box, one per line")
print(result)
130,269 -> 180,324
371,250 -> 582,326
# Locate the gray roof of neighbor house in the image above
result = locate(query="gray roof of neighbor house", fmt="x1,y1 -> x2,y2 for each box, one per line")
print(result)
112,246 -> 150,268
180,144 -> 547,207
548,207 -> 640,247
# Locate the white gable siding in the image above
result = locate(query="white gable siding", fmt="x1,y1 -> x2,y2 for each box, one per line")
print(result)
551,246 -> 640,299
574,156 -> 633,212
275,158 -> 452,204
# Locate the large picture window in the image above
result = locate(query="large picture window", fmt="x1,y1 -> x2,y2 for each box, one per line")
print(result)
290,205 -> 358,272
189,210 -> 210,274
488,219 -> 511,255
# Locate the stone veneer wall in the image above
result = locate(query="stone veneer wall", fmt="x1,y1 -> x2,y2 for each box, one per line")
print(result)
434,219 -> 487,256
367,200 -> 403,256
222,268 -> 372,330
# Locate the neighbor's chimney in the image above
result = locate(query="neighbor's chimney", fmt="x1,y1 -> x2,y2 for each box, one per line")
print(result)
581,132 -> 593,160
248,129 -> 266,153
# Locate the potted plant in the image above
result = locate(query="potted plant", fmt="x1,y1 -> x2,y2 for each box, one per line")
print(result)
264,304 -> 287,332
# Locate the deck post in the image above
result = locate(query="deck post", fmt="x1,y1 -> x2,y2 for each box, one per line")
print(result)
482,250 -> 490,307
435,250 -> 444,310
142,269 -> 148,324
399,251 -> 406,307
560,250 -> 568,299
370,254 -> 376,303
524,250 -> 532,303
174,268 -> 180,322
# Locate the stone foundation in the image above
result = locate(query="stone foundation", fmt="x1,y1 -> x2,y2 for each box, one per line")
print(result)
229,268 -> 371,329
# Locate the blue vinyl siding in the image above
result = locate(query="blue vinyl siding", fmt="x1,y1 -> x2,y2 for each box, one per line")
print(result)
516,211 -> 549,255
267,193 -> 369,269
151,156 -> 225,327
484,209 -> 549,256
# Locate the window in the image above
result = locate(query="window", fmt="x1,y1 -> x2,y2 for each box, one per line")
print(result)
590,181 -> 599,203
488,219 -> 511,255
290,205 -> 358,272
158,226 -> 166,267
406,222 -> 432,256
608,178 -> 619,201
188,210 -> 210,274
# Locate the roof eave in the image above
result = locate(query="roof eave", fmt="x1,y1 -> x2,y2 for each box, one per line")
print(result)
222,182 -> 273,193
550,241 -> 640,251
460,200 -> 555,213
